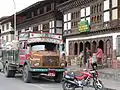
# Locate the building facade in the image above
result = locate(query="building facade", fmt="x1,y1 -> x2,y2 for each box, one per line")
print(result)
58,0 -> 120,68
15,0 -> 68,56
0,16 -> 14,47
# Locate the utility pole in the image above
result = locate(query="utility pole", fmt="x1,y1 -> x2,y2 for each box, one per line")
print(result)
13,0 -> 16,40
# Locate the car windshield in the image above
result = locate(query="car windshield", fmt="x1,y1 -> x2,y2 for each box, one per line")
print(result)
32,45 -> 45,51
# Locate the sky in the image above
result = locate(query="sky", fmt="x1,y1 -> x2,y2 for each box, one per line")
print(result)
0,0 -> 44,18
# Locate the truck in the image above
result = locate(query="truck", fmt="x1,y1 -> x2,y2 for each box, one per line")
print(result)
1,32 -> 65,83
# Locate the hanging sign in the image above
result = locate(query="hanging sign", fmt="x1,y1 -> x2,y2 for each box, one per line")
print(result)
19,33 -> 29,40
78,20 -> 90,33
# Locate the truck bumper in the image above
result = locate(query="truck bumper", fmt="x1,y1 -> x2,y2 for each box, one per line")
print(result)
30,68 -> 65,72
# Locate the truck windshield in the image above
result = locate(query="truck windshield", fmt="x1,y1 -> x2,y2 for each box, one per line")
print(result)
32,45 -> 45,51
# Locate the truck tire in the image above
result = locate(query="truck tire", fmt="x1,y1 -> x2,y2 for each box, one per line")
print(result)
54,73 -> 63,83
23,65 -> 32,83
4,63 -> 16,77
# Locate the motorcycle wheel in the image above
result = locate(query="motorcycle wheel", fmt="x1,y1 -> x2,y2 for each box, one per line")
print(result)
93,80 -> 104,90
62,81 -> 75,90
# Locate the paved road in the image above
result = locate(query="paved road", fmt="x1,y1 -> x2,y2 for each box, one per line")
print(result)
0,72 -> 96,90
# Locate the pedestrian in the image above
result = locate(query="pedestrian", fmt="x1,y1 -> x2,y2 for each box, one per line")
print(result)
60,53 -> 67,67
89,53 -> 97,70
85,47 -> 91,69
96,46 -> 103,65
78,51 -> 84,67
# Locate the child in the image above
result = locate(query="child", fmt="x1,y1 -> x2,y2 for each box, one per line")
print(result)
91,53 -> 97,70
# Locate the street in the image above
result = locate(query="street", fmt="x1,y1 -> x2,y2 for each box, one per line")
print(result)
0,72 -> 95,90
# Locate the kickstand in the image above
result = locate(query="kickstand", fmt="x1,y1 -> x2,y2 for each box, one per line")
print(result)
81,87 -> 83,90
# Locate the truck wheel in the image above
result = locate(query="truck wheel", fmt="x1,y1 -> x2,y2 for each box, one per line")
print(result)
4,63 -> 16,77
23,65 -> 32,83
54,73 -> 63,83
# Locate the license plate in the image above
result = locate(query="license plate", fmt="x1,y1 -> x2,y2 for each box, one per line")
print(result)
48,72 -> 55,76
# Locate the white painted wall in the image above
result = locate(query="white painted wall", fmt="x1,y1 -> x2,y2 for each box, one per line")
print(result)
1,22 -> 13,34
0,22 -> 14,44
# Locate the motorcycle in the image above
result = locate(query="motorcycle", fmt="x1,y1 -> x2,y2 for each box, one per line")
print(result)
62,69 -> 104,90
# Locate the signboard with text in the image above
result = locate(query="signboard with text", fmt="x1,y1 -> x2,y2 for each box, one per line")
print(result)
29,33 -> 62,40
78,20 -> 90,33
19,33 -> 29,41
18,32 -> 63,44
28,37 -> 63,44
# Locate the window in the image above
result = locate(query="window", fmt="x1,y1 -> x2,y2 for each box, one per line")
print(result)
34,10 -> 37,16
91,6 -> 93,14
64,13 -> 72,31
33,26 -> 38,32
43,23 -> 49,30
39,8 -> 44,14
81,8 -> 85,17
99,4 -> 102,11
68,13 -> 71,21
80,6 -> 90,24
112,0 -> 118,8
49,21 -> 55,33
112,9 -> 118,20
72,21 -> 78,28
64,23 -> 67,30
32,45 -> 45,51
46,4 -> 51,12
6,23 -> 9,30
72,11 -> 80,19
86,7 -> 90,16
94,6 -> 96,13
68,22 -> 71,30
104,0 -> 109,10
38,24 -> 43,31
2,25 -> 4,31
104,11 -> 110,22
6,35 -> 8,42
64,14 -> 67,22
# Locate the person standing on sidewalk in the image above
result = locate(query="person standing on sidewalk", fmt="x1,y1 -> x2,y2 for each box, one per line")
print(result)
89,53 -> 97,70
96,46 -> 103,65
85,47 -> 91,69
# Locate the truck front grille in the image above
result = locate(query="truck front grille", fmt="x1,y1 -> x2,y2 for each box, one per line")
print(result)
42,56 -> 59,66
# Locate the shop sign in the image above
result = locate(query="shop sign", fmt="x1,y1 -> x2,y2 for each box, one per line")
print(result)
29,33 -> 62,40
78,20 -> 90,33
19,33 -> 29,40
28,37 -> 63,44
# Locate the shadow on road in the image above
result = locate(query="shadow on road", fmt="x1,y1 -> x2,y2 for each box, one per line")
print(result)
14,74 -> 57,84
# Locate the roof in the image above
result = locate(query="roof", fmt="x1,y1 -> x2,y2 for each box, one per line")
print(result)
16,0 -> 52,15
16,0 -> 68,15
0,16 -> 12,24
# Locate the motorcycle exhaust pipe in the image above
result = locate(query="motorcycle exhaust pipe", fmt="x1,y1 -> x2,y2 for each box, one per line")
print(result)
62,78 -> 79,86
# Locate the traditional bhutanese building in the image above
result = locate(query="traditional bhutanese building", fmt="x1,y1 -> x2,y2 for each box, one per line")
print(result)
15,0 -> 68,56
57,0 -> 120,68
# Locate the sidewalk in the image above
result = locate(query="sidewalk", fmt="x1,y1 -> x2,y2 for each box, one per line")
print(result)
101,78 -> 120,90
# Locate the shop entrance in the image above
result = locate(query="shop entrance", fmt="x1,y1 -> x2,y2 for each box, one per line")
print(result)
92,41 -> 97,53
74,43 -> 78,55
99,40 -> 104,51
79,42 -> 83,53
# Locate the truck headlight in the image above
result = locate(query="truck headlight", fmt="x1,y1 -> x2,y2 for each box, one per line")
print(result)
33,60 -> 40,67
34,62 -> 40,66
61,63 -> 65,66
